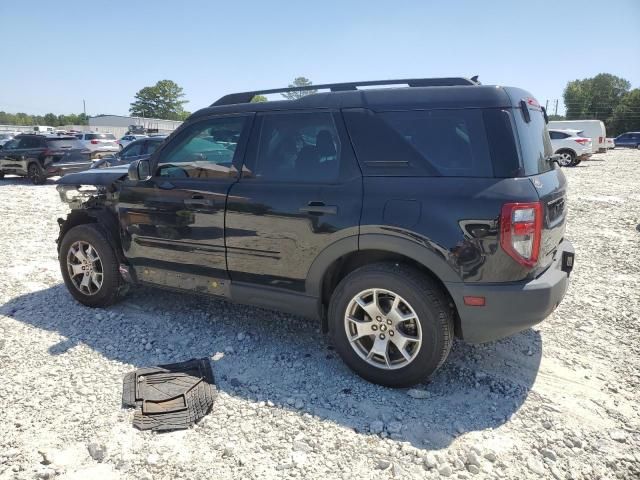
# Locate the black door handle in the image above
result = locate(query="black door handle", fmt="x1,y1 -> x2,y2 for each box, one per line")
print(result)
299,201 -> 338,215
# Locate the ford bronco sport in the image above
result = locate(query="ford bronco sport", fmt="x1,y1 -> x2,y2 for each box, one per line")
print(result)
55,77 -> 574,387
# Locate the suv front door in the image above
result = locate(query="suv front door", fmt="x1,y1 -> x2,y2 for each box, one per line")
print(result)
118,114 -> 253,295
225,111 -> 362,309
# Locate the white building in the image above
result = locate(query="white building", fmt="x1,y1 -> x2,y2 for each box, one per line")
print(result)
88,115 -> 183,138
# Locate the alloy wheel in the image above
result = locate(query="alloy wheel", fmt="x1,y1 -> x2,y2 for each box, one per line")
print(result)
344,288 -> 422,370
67,240 -> 104,295
558,152 -> 573,166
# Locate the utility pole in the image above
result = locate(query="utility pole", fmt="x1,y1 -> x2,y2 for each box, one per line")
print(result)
83,99 -> 86,116
545,99 -> 549,111
554,99 -> 558,116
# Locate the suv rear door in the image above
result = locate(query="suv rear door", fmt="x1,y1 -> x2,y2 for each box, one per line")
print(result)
44,137 -> 92,174
118,114 -> 252,295
225,110 -> 361,305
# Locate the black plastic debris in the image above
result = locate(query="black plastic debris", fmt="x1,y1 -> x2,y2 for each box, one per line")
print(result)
122,358 -> 217,431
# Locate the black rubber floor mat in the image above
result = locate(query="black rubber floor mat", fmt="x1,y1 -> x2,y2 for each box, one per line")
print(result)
122,358 -> 217,431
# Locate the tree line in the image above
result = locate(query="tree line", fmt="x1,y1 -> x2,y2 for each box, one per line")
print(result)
563,73 -> 640,135
0,111 -> 89,127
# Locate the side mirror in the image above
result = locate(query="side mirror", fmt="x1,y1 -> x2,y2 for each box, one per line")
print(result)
128,159 -> 151,181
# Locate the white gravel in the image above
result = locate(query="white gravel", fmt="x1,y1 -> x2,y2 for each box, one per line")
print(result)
1,149 -> 639,479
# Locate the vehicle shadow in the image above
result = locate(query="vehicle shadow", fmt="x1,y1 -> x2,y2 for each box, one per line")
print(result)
0,175 -> 58,186
1,283 -> 542,450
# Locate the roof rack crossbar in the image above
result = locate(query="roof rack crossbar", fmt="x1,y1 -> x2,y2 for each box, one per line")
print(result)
211,77 -> 478,106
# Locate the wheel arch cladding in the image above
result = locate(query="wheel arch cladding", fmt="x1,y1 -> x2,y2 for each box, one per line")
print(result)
57,208 -> 125,263
306,234 -> 461,334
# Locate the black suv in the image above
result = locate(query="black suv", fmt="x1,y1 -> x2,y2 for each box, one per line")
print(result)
0,134 -> 92,184
55,78 -> 574,387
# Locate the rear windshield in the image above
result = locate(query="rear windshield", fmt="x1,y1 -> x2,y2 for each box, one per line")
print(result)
513,106 -> 553,175
86,133 -> 116,140
46,138 -> 84,149
343,108 -> 521,177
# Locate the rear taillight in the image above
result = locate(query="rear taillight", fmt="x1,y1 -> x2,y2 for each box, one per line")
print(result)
500,202 -> 542,268
91,139 -> 100,144
574,138 -> 590,145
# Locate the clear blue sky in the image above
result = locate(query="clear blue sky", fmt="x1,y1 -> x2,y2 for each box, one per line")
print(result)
1,0 -> 638,117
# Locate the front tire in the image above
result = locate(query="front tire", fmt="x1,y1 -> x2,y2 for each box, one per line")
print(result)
28,163 -> 46,184
59,224 -> 126,307
328,263 -> 453,387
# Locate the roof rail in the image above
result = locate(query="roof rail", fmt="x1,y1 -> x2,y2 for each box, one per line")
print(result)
211,77 -> 479,106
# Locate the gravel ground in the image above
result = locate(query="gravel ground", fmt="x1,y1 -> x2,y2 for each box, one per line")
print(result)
1,149 -> 639,480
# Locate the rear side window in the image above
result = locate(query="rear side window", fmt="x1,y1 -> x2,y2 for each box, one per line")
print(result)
549,131 -> 569,140
86,133 -> 116,140
344,108 -> 520,177
146,140 -> 163,154
513,106 -> 553,175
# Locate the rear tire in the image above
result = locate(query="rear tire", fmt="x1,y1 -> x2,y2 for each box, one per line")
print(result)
28,163 -> 46,185
59,224 -> 126,308
328,263 -> 454,387
557,150 -> 575,167
0,171 -> 4,179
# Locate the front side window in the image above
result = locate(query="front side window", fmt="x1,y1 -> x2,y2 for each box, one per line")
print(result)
252,112 -> 341,182
156,116 -> 247,179
2,139 -> 18,150
146,140 -> 162,155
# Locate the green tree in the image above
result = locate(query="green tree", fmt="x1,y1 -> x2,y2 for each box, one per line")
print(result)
609,89 -> 640,135
251,95 -> 268,103
548,114 -> 566,121
281,76 -> 316,100
563,74 -> 631,123
43,113 -> 58,126
129,80 -> 189,120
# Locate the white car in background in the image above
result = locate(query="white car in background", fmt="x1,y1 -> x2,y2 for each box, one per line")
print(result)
606,138 -> 615,149
548,120 -> 606,154
75,132 -> 119,158
117,134 -> 147,150
549,129 -> 592,167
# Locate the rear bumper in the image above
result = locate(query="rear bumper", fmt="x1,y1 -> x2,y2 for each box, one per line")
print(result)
446,240 -> 574,344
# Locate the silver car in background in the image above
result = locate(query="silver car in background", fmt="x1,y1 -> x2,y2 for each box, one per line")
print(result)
117,134 -> 147,150
75,132 -> 119,158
